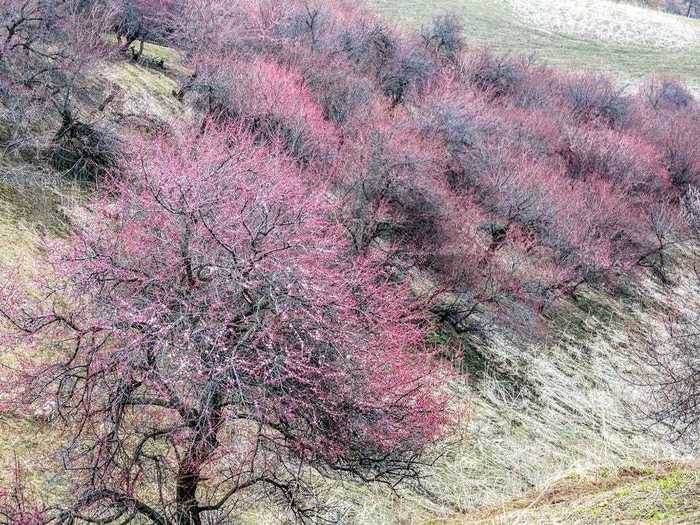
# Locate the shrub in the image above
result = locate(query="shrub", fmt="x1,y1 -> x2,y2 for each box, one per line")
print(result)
305,65 -> 373,125
421,14 -> 465,64
564,74 -> 631,128
509,65 -> 560,109
419,89 -> 483,160
664,129 -> 700,187
561,127 -> 670,194
333,110 -> 448,256
50,112 -> 120,181
381,49 -> 437,107
639,112 -> 700,187
338,20 -> 399,76
181,56 -> 338,165
636,312 -> 700,444
642,77 -> 695,111
467,52 -> 524,98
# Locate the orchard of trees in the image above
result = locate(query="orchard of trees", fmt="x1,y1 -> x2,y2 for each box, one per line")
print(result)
2,0 -> 700,523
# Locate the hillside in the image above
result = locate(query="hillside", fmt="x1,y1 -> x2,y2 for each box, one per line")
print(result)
372,0 -> 700,90
1,1 -> 700,524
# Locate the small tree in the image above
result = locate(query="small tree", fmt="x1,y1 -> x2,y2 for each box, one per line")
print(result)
665,0 -> 700,17
110,0 -> 173,60
0,0 -> 116,182
420,14 -> 464,65
637,316 -> 700,442
0,126 -> 450,524
634,186 -> 700,441
0,0 -> 109,107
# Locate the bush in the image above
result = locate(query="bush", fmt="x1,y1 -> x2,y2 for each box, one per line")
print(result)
334,113 -> 449,256
50,113 -> 120,182
381,49 -> 437,107
420,97 -> 481,160
638,112 -> 700,187
305,66 -> 373,125
509,66 -> 559,109
467,52 -> 525,98
564,74 -> 631,128
641,77 -> 695,111
562,127 -> 669,194
338,20 -> 400,77
180,56 -> 337,165
421,14 -> 465,64
663,129 -> 700,187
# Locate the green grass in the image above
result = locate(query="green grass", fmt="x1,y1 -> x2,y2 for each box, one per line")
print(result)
125,38 -> 191,77
443,463 -> 700,524
96,59 -> 187,123
371,0 -> 700,90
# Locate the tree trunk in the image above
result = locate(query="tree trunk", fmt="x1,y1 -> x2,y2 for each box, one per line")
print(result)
122,36 -> 136,53
176,467 -> 202,525
175,398 -> 224,525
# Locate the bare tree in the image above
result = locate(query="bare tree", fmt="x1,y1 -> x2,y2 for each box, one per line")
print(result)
635,186 -> 700,442
0,0 -> 119,183
664,0 -> 700,18
637,315 -> 700,443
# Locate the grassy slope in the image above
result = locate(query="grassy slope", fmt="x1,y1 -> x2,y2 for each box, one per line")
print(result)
371,0 -> 700,90
452,462 -> 700,524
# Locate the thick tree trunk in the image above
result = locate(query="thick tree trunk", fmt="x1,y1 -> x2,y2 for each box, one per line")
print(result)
175,396 -> 224,525
176,468 -> 202,525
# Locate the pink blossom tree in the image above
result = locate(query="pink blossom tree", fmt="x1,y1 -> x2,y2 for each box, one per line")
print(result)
0,126 -> 450,524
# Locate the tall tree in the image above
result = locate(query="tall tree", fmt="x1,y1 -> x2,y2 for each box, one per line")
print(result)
0,126 -> 450,524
